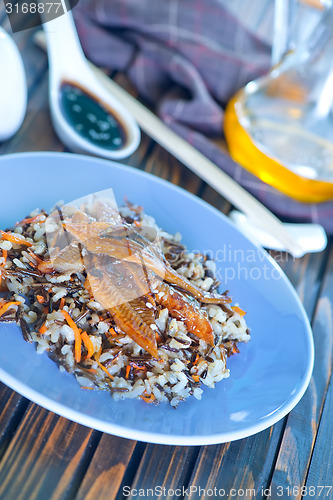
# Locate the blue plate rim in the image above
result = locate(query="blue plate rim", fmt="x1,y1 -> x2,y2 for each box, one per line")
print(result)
0,151 -> 314,445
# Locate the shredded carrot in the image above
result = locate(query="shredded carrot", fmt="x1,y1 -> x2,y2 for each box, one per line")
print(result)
61,310 -> 82,363
231,306 -> 246,317
28,251 -> 43,264
108,327 -> 118,337
81,331 -> 95,359
80,386 -> 95,391
130,362 -> 147,372
17,214 -> 44,225
192,375 -> 200,382
134,220 -> 141,227
192,354 -> 200,366
39,322 -> 47,334
0,301 -> 21,318
59,297 -> 65,309
125,365 -> 131,379
36,295 -> 45,304
18,214 -> 44,225
96,360 -> 114,380
0,231 -> 32,247
140,393 -> 155,403
83,368 -> 97,374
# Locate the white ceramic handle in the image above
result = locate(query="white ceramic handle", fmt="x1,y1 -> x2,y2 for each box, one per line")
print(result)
229,210 -> 327,255
41,0 -> 91,82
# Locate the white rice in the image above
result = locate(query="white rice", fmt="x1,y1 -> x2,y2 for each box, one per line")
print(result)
0,202 -> 250,407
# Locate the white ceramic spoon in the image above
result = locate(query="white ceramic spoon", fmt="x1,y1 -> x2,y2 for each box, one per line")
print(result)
42,2 -> 140,159
0,28 -> 27,141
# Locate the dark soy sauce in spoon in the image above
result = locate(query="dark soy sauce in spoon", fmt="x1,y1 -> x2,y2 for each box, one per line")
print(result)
60,83 -> 127,150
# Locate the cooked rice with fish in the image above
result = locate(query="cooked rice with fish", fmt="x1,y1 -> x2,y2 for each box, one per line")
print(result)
0,200 -> 250,407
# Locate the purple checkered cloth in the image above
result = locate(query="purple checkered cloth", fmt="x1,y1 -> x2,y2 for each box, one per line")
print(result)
73,0 -> 333,234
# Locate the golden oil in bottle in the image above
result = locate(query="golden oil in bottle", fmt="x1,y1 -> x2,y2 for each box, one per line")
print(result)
224,7 -> 333,203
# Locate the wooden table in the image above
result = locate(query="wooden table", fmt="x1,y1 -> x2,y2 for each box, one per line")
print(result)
0,10 -> 332,500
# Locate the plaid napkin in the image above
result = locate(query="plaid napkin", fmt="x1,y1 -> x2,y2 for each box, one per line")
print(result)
73,0 -> 333,235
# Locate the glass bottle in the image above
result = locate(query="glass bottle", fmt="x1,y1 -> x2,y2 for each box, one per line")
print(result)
224,4 -> 333,202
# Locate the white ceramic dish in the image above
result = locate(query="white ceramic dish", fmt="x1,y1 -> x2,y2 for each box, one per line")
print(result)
43,3 -> 140,159
0,152 -> 314,445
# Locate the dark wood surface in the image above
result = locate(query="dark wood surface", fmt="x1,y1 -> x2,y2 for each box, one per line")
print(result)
0,13 -> 332,500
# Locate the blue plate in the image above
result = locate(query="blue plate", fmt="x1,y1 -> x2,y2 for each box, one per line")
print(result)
0,152 -> 314,445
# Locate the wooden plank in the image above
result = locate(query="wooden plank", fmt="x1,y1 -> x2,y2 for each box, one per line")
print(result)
0,384 -> 28,460
269,248 -> 328,319
0,404 -> 98,500
76,435 -> 137,500
143,144 -> 203,194
126,444 -> 199,500
200,181 -> 232,215
268,245 -> 333,500
187,424 -> 285,499
302,373 -> 333,500
118,130 -> 153,173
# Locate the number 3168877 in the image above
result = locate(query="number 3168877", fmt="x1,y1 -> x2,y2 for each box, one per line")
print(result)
5,3 -> 62,14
